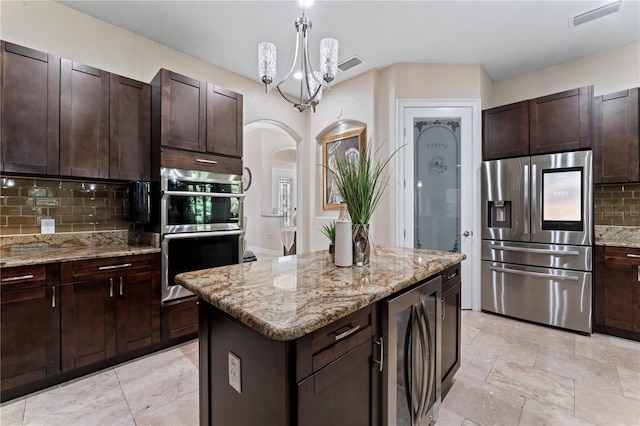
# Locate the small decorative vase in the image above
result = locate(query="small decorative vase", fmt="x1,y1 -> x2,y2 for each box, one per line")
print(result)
352,223 -> 370,266
328,243 -> 335,263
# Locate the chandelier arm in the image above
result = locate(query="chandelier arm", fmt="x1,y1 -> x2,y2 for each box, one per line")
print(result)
275,85 -> 306,107
271,20 -> 305,91
302,32 -> 324,104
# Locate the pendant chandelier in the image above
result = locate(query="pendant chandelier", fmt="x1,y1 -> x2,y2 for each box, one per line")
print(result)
258,0 -> 338,112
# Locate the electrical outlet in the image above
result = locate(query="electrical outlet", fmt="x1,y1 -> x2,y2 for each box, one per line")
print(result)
228,352 -> 241,393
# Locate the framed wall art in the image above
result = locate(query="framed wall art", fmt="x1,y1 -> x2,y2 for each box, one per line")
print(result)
321,127 -> 366,210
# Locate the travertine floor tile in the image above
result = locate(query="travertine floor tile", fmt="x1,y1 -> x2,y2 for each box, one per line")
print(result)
466,330 -> 540,367
0,397 -> 25,425
434,406 -> 466,425
617,365 -> 640,400
441,372 -> 524,426
575,333 -> 640,373
575,381 -> 640,426
180,340 -> 199,368
518,399 -> 593,426
133,389 -> 199,426
510,321 -> 576,356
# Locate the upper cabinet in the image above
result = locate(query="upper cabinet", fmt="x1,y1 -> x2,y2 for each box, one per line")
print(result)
110,74 -> 151,181
59,60 -> 110,179
482,101 -> 529,160
152,69 -> 243,160
594,88 -> 639,184
483,86 -> 593,160
529,86 -> 593,155
206,84 -> 243,158
0,41 -> 60,175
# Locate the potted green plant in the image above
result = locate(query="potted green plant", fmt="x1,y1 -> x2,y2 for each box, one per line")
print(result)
329,143 -> 400,265
320,221 -> 336,262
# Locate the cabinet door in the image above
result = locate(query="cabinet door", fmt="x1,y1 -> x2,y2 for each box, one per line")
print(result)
115,268 -> 161,353
60,59 -> 110,178
595,247 -> 640,335
0,41 -> 60,174
529,86 -> 593,155
594,88 -> 639,184
297,340 -> 373,426
110,74 -> 151,181
206,84 -> 243,158
160,70 -> 206,152
482,101 -> 529,160
61,278 -> 116,370
0,266 -> 60,391
161,296 -> 199,341
441,279 -> 461,398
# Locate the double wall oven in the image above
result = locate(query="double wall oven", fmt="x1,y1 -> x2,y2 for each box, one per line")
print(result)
160,167 -> 245,304
481,151 -> 593,334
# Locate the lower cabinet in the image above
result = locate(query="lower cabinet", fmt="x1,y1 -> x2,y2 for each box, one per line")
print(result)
60,254 -> 161,370
440,264 -> 461,398
0,264 -> 60,392
595,246 -> 640,341
161,296 -> 199,341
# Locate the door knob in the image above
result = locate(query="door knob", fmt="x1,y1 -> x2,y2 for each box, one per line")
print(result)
459,231 -> 472,237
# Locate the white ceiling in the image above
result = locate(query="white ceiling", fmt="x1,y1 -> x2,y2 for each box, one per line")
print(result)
58,0 -> 640,85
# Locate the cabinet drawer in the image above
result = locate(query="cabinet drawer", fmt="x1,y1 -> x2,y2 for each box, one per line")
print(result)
441,264 -> 461,293
61,254 -> 152,282
160,147 -> 241,175
1,265 -> 47,292
602,246 -> 640,265
297,306 -> 373,379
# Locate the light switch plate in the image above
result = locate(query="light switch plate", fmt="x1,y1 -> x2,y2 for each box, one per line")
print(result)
228,352 -> 241,393
41,219 -> 55,234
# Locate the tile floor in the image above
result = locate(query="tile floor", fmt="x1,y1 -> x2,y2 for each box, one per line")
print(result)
1,311 -> 639,425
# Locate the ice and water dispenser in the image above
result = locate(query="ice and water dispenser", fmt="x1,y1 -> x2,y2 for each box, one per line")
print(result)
487,200 -> 511,229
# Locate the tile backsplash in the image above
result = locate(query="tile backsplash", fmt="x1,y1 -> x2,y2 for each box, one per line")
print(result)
594,183 -> 640,227
0,175 -> 129,235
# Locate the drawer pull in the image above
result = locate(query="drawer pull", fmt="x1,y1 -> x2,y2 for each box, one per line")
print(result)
119,277 -> 124,296
52,287 -> 56,308
627,254 -> 640,259
1,274 -> 34,282
373,337 -> 384,373
195,158 -> 218,165
109,278 -> 114,297
334,324 -> 361,341
445,272 -> 457,281
98,263 -> 132,271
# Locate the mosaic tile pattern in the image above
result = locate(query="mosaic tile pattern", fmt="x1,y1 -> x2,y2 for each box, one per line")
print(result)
0,175 -> 129,235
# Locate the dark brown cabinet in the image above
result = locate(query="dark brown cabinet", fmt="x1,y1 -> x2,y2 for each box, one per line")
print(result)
110,74 -> 151,181
61,254 -> 161,370
482,101 -> 529,160
440,264 -> 461,398
199,303 -> 380,426
594,246 -> 640,341
483,86 -> 593,160
594,88 -> 639,184
0,264 -> 60,392
0,41 -> 60,175
206,84 -> 243,158
59,59 -> 110,178
529,86 -> 593,154
161,296 -> 199,341
152,69 -> 243,164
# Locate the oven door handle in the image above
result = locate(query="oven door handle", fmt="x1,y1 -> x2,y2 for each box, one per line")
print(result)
489,266 -> 580,281
162,190 -> 245,199
163,230 -> 246,240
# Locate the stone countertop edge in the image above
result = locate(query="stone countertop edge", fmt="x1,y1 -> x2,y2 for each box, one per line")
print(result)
595,241 -> 640,249
176,245 -> 466,342
0,246 -> 160,268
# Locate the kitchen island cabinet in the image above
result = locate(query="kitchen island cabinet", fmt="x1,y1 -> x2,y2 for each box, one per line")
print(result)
176,246 -> 465,426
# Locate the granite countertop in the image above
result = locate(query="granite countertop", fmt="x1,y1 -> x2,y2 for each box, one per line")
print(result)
0,231 -> 160,268
175,245 -> 466,341
595,225 -> 640,248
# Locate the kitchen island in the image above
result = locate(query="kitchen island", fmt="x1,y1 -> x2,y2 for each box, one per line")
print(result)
176,245 -> 465,426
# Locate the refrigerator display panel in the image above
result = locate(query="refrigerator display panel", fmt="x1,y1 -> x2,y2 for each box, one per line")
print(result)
542,168 -> 583,231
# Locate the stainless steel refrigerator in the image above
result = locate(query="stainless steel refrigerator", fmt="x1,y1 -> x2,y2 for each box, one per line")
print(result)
481,150 -> 593,334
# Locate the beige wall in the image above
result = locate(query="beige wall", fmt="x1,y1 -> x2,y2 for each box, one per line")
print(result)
489,42 -> 640,108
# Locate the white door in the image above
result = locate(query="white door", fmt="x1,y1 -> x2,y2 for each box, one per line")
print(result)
397,100 -> 481,310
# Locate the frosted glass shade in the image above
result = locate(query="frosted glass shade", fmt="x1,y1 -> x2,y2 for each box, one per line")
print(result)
258,42 -> 277,83
319,38 -> 338,81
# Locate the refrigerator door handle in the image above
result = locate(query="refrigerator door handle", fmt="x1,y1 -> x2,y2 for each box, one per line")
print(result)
490,266 -> 580,281
524,164 -> 530,235
489,244 -> 580,256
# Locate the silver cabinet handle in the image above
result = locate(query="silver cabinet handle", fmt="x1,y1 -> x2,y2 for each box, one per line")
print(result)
627,254 -> 640,259
109,278 -> 114,297
637,265 -> 639,282
195,158 -> 218,165
52,286 -> 56,308
99,263 -> 132,271
373,337 -> 384,373
119,277 -> 124,296
334,324 -> 360,341
441,297 -> 446,321
1,274 -> 34,282
490,266 -> 580,281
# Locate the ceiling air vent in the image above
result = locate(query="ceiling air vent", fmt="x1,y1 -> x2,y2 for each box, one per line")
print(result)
571,1 -> 622,26
338,55 -> 364,72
